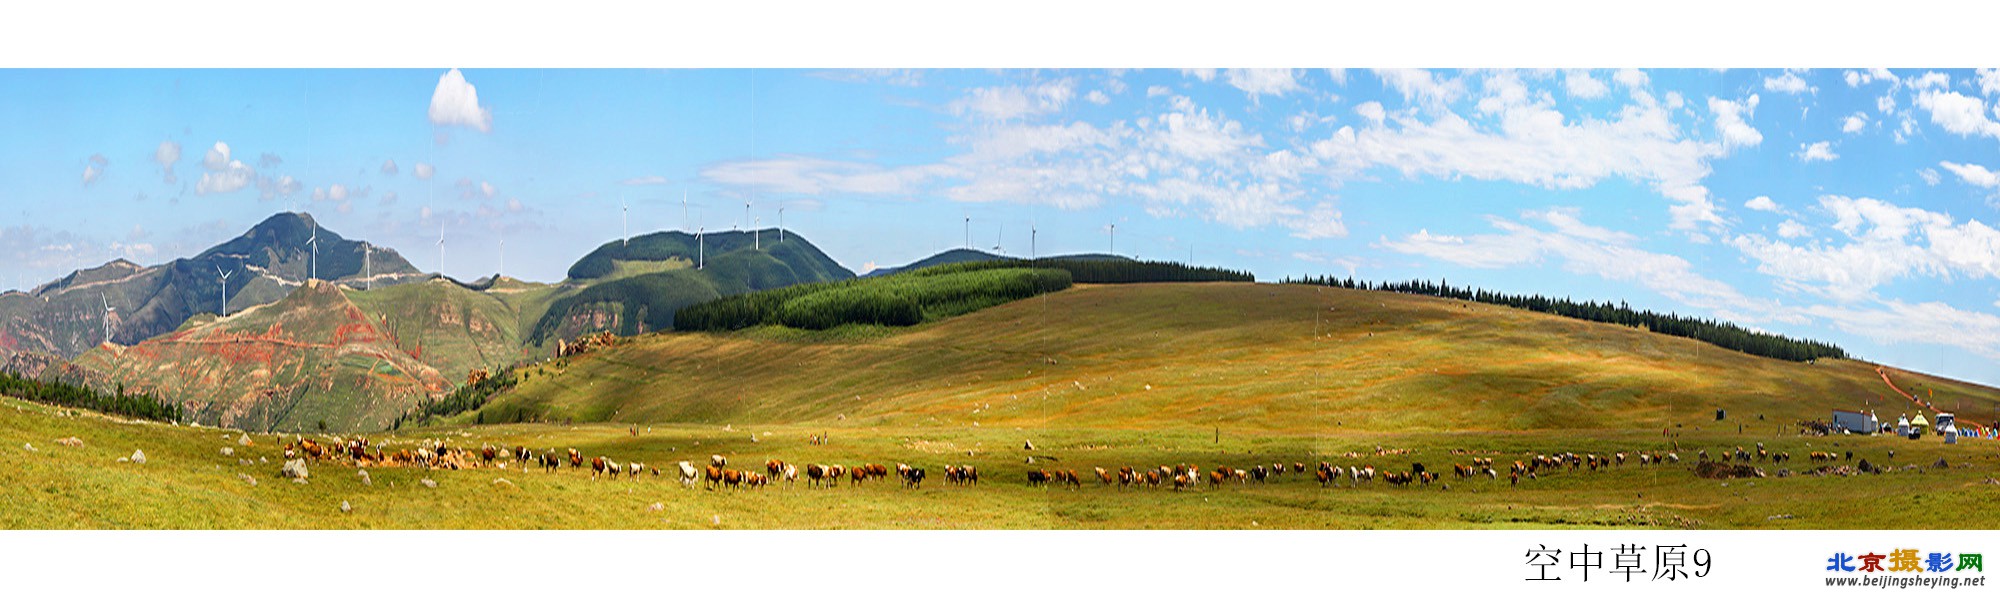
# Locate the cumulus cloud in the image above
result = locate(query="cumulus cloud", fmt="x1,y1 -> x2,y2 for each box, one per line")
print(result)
153,140 -> 181,184
1843,68 -> 1898,88
428,68 -> 493,132
1763,70 -> 1813,94
1731,195 -> 2000,301
1940,161 -> 2000,189
258,153 -> 283,168
1745,196 -> 1782,213
1777,219 -> 1812,239
1353,101 -> 1385,124
1920,168 -> 1942,185
1612,68 -> 1649,89
1224,68 -> 1301,99
1373,68 -> 1466,109
1805,300 -> 2000,360
1841,112 -> 1868,134
1086,90 -> 1111,105
1797,141 -> 1838,163
195,142 -> 254,195
255,174 -> 301,201
1710,95 -> 1763,149
1563,69 -> 1608,99
1915,89 -> 2000,140
412,162 -> 435,180
380,159 -> 398,175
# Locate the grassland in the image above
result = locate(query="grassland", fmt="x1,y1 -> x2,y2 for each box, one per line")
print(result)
9,282 -> 1999,529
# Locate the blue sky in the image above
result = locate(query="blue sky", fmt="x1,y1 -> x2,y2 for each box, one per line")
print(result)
3,68 -> 1999,386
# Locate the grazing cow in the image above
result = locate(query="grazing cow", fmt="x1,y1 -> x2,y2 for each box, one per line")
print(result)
480,445 -> 498,463
515,446 -> 531,462
766,459 -> 786,479
605,459 -> 623,479
706,465 -> 726,489
1315,465 -> 1334,486
806,464 -> 828,487
569,448 -> 583,468
956,465 -> 978,486
711,455 -> 727,469
1095,467 -> 1112,485
1250,465 -> 1269,483
901,467 -> 926,489
677,461 -> 700,488
746,472 -> 769,488
782,464 -> 798,484
1295,462 -> 1307,476
827,465 -> 847,487
1027,469 -> 1051,486
869,464 -> 890,480
627,462 -> 646,479
723,469 -> 743,488
592,456 -> 608,478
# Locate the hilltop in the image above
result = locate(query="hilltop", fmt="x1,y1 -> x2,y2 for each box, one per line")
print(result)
479,282 -> 2000,431
71,280 -> 448,432
0,212 -> 421,362
860,248 -> 1134,277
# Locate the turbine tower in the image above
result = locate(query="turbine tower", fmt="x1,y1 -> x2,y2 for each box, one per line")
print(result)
215,265 -> 233,317
1109,223 -> 1116,255
363,243 -> 371,290
1031,222 -> 1038,260
993,225 -> 1004,254
498,230 -> 506,279
622,196 -> 629,247
305,217 -> 319,282
682,189 -> 689,233
743,200 -> 750,232
754,217 -> 761,250
99,292 -> 114,344
697,226 -> 705,270
778,205 -> 785,243
964,216 -> 970,249
437,221 -> 446,278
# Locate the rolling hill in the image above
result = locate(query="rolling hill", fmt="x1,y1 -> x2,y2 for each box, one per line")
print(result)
528,229 -> 855,344
859,249 -> 1135,277
70,280 -> 448,432
0,212 -> 422,362
476,282 -> 2000,432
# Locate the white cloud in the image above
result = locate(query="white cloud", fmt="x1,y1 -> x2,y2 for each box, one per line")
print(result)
381,159 -> 398,175
202,141 -> 232,171
1562,69 -> 1609,99
1353,101 -> 1385,124
1797,141 -> 1838,163
1146,85 -> 1171,98
255,174 -> 300,201
951,80 -> 1075,121
1383,209 -> 1789,323
196,163 -> 253,195
1289,202 -> 1347,240
1612,68 -> 1649,89
1710,95 -> 1763,149
153,140 -> 180,184
1745,196 -> 1782,212
1731,195 -> 2000,301
1940,161 -> 2000,189
1920,168 -> 1942,186
620,175 -> 668,186
428,68 -> 493,132
703,155 -> 963,197
1223,68 -> 1300,99
412,162 -> 435,180
1909,71 -> 1952,90
1325,69 -> 1347,85
1373,68 -> 1466,108
1777,219 -> 1812,239
1312,75 -> 1735,231
1763,70 -> 1813,94
1086,90 -> 1110,105
1805,300 -> 2000,360
1841,112 -> 1868,134
1980,68 -> 2000,97
1844,68 -> 1898,88
1181,68 -> 1217,82
480,181 -> 496,198
1915,89 -> 2000,139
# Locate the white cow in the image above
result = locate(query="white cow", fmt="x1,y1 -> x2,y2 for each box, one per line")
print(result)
677,461 -> 700,488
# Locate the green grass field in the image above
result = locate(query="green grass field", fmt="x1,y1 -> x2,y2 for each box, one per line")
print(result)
8,282 -> 1999,529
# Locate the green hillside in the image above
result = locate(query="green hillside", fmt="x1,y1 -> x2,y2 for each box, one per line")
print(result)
482,282 -> 2000,431
345,279 -> 530,384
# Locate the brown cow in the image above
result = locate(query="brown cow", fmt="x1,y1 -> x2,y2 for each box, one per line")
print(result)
591,456 -> 608,478
569,448 -> 583,468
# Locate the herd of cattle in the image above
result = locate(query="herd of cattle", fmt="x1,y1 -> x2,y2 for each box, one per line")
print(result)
270,435 -> 1874,493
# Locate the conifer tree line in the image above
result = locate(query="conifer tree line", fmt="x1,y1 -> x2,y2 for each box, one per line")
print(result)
1284,275 -> 1849,362
0,370 -> 184,422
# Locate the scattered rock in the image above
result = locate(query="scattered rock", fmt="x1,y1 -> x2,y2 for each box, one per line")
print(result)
1693,461 -> 1763,479
711,514 -> 721,526
421,478 -> 437,489
238,473 -> 257,486
22,443 -> 35,452
1933,458 -> 1949,469
56,437 -> 83,447
1857,459 -> 1877,474
492,478 -> 515,487
281,458 -> 310,480
358,469 -> 372,486
339,501 -> 352,514
129,449 -> 147,465
647,502 -> 664,512
1766,514 -> 1794,521
220,447 -> 234,456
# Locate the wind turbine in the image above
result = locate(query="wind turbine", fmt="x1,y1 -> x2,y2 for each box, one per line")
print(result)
993,225 -> 1004,254
777,205 -> 785,243
1108,223 -> 1116,255
964,216 -> 970,249
215,265 -> 233,317
1031,222 -> 1038,260
743,200 -> 750,232
682,189 -> 689,233
304,216 -> 318,282
99,293 -> 114,344
696,226 -> 705,270
621,196 -> 629,247
437,221 -> 446,278
754,216 -> 761,250
498,230 -> 506,280
363,243 -> 371,290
